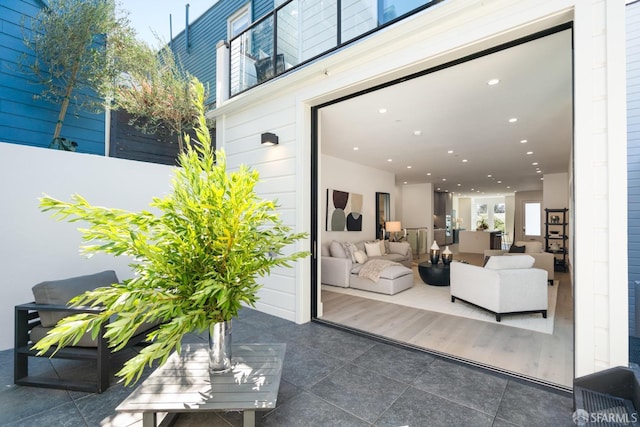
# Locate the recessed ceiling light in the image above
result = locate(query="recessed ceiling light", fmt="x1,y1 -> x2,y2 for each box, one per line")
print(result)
426,172 -> 431,176
447,150 -> 453,154
403,181 -> 408,184
520,139 -> 528,143
378,108 -> 387,114
387,158 -> 393,162
497,180 -> 502,184
507,186 -> 511,189
407,165 -> 412,169
487,174 -> 492,178
353,147 -> 359,151
457,183 -> 461,186
462,159 -> 468,163
527,151 -> 534,155
487,78 -> 500,85
540,177 -> 544,180
442,178 -> 447,181
471,188 -> 475,191
532,162 -> 539,166
536,170 -> 542,174
509,118 -> 518,123
413,130 -> 422,136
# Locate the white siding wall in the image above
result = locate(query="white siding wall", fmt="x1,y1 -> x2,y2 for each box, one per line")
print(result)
215,0 -> 628,377
0,143 -> 175,350
573,0 -> 628,375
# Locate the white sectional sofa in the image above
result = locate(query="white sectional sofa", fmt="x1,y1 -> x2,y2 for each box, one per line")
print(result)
450,255 -> 548,322
321,240 -> 413,295
483,240 -> 555,284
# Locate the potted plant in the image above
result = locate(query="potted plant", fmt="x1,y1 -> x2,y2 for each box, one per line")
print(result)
476,218 -> 489,231
33,79 -> 309,384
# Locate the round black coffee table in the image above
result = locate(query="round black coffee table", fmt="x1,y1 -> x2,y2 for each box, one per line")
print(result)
418,262 -> 450,286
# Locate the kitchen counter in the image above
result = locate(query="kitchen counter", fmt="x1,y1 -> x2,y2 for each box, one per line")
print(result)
459,230 -> 501,253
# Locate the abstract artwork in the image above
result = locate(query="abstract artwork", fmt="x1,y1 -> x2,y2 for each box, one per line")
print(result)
326,188 -> 363,231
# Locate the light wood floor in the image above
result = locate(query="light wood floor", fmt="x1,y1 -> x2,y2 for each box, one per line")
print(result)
319,249 -> 574,389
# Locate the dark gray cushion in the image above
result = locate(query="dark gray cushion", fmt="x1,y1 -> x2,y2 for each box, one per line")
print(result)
509,244 -> 526,253
32,270 -> 119,327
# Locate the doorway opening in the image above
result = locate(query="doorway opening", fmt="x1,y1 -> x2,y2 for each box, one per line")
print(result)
312,25 -> 574,389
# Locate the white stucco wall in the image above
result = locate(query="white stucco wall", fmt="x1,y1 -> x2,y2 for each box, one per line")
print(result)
0,142 -> 175,350
213,0 -> 628,378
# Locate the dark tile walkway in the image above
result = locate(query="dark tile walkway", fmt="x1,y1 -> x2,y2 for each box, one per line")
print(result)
0,307 -> 574,426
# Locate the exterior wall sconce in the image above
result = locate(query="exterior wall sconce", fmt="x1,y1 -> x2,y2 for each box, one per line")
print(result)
261,132 -> 279,146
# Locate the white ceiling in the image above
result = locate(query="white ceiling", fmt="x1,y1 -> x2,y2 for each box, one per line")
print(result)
319,29 -> 573,197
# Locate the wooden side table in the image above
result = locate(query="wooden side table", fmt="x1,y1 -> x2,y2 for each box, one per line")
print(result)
116,343 -> 285,427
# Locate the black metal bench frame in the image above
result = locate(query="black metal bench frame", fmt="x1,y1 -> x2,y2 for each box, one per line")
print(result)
15,302 -> 156,393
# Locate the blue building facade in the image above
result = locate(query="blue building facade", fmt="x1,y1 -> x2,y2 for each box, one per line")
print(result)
0,0 -> 106,155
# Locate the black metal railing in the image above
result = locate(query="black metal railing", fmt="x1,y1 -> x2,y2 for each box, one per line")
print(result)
228,0 -> 442,97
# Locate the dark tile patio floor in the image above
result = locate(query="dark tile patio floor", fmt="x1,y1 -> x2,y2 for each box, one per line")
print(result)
0,307 -> 575,426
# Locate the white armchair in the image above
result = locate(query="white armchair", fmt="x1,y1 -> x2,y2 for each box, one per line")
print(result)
450,255 -> 548,322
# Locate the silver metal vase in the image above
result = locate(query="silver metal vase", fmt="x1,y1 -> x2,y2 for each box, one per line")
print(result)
208,320 -> 232,373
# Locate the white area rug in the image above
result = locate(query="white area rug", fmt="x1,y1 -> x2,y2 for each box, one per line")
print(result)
322,275 -> 559,334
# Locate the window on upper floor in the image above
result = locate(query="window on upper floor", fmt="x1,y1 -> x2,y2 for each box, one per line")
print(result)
228,3 -> 251,40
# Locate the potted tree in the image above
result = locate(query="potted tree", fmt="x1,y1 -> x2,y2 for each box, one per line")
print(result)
33,79 -> 308,384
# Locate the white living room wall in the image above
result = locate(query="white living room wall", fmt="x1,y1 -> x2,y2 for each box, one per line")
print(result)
0,142 -> 175,350
401,183 -> 434,245
320,154 -> 396,244
543,172 -> 569,209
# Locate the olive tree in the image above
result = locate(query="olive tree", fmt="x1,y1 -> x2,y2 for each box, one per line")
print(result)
22,0 -> 144,147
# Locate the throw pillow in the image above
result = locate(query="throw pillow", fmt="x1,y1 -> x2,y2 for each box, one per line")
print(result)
354,250 -> 368,264
364,241 -> 382,257
508,244 -> 526,253
32,270 -> 119,327
379,239 -> 387,255
388,241 -> 407,255
484,254 -> 535,270
342,241 -> 358,263
329,241 -> 347,258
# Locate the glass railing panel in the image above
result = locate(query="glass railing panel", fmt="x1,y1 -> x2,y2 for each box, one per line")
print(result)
229,16 -> 274,96
341,0 -> 377,43
276,1 -> 300,70
299,0 -> 337,61
381,0 -> 433,24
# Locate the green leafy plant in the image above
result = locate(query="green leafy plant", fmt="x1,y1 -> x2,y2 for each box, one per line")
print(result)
33,79 -> 309,385
113,45 -> 203,152
477,217 -> 489,230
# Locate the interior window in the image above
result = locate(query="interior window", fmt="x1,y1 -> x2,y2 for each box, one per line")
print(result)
524,202 -> 541,236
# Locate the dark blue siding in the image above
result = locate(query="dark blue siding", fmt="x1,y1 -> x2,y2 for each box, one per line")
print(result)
170,0 -> 274,106
0,0 -> 106,154
628,0 -> 640,336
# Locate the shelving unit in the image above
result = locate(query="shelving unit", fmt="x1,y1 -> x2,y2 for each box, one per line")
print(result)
545,208 -> 568,272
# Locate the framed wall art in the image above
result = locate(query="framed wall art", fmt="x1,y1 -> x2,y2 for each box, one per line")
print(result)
326,188 -> 363,231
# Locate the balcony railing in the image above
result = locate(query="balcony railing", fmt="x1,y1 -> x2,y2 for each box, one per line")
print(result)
229,0 -> 441,97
